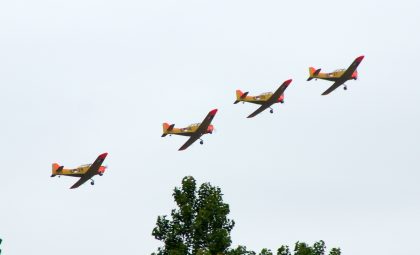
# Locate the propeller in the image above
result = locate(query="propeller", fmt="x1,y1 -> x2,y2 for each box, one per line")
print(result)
99,165 -> 108,176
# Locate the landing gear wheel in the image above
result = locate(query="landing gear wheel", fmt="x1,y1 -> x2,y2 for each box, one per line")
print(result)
344,86 -> 348,90
200,140 -> 204,145
91,181 -> 95,185
270,109 -> 274,114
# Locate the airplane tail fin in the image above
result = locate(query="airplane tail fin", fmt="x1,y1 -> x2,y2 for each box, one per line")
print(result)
307,67 -> 321,81
51,163 -> 63,177
234,90 -> 249,104
162,123 -> 175,137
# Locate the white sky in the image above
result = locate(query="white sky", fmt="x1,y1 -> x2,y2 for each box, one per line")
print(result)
1,0 -> 419,254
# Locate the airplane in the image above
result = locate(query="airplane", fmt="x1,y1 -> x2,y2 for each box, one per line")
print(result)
307,55 -> 365,95
162,109 -> 218,151
234,79 -> 292,118
51,152 -> 108,189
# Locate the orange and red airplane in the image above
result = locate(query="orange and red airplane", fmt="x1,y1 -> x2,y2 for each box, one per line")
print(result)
307,55 -> 364,95
51,152 -> 108,189
162,109 -> 218,151
234,79 -> 292,118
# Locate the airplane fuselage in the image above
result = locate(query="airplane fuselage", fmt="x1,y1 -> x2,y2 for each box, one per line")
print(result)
51,164 -> 106,177
308,66 -> 358,83
164,124 -> 214,137
314,70 -> 358,82
236,93 -> 284,105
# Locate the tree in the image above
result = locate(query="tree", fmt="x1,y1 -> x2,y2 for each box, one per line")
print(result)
152,176 -> 235,255
228,241 -> 338,255
151,177 -> 341,255
226,246 -> 255,255
328,248 -> 341,255
258,248 -> 273,255
275,241 -> 337,255
277,245 -> 291,255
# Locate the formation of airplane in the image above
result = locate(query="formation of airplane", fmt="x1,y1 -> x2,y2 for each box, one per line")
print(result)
307,55 -> 365,95
52,56 -> 364,188
234,79 -> 292,118
162,109 -> 218,151
51,152 -> 108,189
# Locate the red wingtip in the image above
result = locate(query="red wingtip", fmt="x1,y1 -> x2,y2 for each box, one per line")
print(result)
356,55 -> 364,62
209,109 -> 218,115
284,79 -> 293,85
98,152 -> 108,159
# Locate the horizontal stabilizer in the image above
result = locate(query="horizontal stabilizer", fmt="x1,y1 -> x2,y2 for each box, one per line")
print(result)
307,68 -> 321,81
51,165 -> 64,177
234,91 -> 249,104
162,123 -> 175,137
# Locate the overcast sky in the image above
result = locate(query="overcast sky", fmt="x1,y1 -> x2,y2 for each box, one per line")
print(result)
1,0 -> 419,254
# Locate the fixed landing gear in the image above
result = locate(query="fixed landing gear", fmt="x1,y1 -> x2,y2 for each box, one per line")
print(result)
269,108 -> 274,114
99,173 -> 103,176
90,179 -> 95,185
344,85 -> 348,90
199,139 -> 204,145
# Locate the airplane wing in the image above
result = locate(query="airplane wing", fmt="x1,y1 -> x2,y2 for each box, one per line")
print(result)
70,152 -> 108,189
322,56 -> 364,96
196,109 -> 218,135
340,55 -> 364,81
269,79 -> 292,104
247,79 -> 292,118
321,80 -> 344,96
178,109 -> 218,151
247,104 -> 271,118
178,135 -> 200,151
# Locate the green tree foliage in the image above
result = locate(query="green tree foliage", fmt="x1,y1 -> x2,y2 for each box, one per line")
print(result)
277,245 -> 291,255
151,176 -> 341,255
226,246 -> 256,255
294,241 -> 314,255
228,241 -> 338,255
152,176 -> 235,255
328,248 -> 341,255
276,241 -> 337,255
258,248 -> 273,255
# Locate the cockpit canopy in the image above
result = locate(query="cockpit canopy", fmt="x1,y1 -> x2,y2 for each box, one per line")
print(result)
334,69 -> 346,73
185,123 -> 201,130
259,92 -> 273,96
